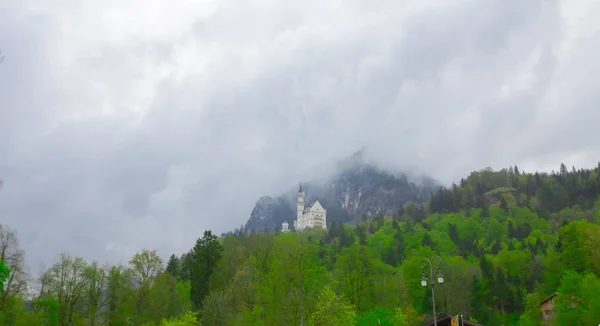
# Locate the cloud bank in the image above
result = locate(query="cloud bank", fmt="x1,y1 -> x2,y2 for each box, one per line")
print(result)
1,0 -> 599,272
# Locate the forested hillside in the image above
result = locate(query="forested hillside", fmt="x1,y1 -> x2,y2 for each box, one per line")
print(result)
1,163 -> 600,325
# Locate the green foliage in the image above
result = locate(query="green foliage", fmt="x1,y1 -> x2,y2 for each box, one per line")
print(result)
392,307 -> 409,326
335,241 -> 377,311
554,270 -> 600,324
2,163 -> 600,325
0,259 -> 10,293
166,254 -> 180,277
557,220 -> 600,275
160,311 -> 201,326
517,293 -> 542,326
356,307 -> 395,325
190,230 -> 223,312
309,285 -> 357,326
34,295 -> 60,326
129,249 -> 164,324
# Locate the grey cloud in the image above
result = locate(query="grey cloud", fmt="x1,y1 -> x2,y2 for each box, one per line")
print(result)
1,0 -> 599,273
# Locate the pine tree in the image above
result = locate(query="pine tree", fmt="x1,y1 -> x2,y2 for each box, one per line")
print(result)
166,254 -> 180,277
449,223 -> 459,245
491,241 -> 501,254
508,220 -> 516,238
355,226 -> 367,245
560,163 -> 568,175
340,228 -> 354,248
469,276 -> 489,324
500,196 -> 509,212
481,204 -> 489,218
534,172 -> 542,187
190,230 -> 223,312
421,232 -> 434,249
494,267 -> 508,312
479,255 -> 494,280
368,221 -> 376,234
536,238 -> 546,255
392,230 -> 405,265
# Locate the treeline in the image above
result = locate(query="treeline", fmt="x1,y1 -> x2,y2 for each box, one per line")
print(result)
429,163 -> 600,217
2,163 -> 600,325
0,226 -> 223,325
190,164 -> 600,325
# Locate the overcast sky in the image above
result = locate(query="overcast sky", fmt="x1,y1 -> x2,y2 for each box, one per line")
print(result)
1,0 -> 599,273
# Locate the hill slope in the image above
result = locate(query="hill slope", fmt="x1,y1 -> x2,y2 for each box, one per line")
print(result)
207,162 -> 600,325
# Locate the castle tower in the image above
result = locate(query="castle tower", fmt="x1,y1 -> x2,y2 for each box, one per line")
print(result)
297,184 -> 305,228
282,221 -> 289,233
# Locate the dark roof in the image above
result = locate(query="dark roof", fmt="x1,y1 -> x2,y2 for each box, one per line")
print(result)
540,292 -> 583,306
421,315 -> 453,325
539,292 -> 557,305
462,319 -> 483,326
421,314 -> 483,326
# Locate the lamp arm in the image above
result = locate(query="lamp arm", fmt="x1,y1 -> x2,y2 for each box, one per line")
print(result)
420,258 -> 433,272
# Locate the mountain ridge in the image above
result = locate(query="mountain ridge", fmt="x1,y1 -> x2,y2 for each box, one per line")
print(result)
239,151 -> 441,233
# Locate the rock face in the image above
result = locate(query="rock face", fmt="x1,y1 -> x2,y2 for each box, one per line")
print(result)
243,151 -> 440,233
245,196 -> 296,232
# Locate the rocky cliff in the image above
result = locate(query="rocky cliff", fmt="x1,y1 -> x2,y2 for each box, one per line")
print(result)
242,151 -> 440,233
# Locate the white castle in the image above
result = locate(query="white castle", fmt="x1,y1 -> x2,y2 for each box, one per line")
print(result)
282,185 -> 327,232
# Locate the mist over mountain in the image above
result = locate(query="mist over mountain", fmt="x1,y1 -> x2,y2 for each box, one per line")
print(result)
241,149 -> 440,233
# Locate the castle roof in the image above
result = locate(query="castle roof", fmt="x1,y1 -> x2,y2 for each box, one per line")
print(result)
311,200 -> 325,211
303,200 -> 326,213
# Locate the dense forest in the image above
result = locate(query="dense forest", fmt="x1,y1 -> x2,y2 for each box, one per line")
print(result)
1,163 -> 600,325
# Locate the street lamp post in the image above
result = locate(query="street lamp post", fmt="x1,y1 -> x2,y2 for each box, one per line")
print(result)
421,256 -> 444,326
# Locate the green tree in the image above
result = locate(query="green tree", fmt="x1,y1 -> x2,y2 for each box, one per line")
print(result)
335,242 -> 376,311
82,262 -> 108,326
554,270 -> 600,325
309,285 -> 356,326
199,289 -> 233,325
190,230 -> 223,312
2,163 -> 600,325
557,220 -> 600,275
166,254 -> 180,277
160,311 -> 201,326
517,293 -> 541,326
129,249 -> 164,325
33,295 -> 60,326
392,307 -> 409,326
355,226 -> 367,245
500,196 -> 509,212
146,273 -> 192,322
0,260 -> 9,293
40,253 -> 89,326
0,223 -> 28,312
469,276 -> 489,324
356,307 -> 395,326
103,265 -> 130,325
